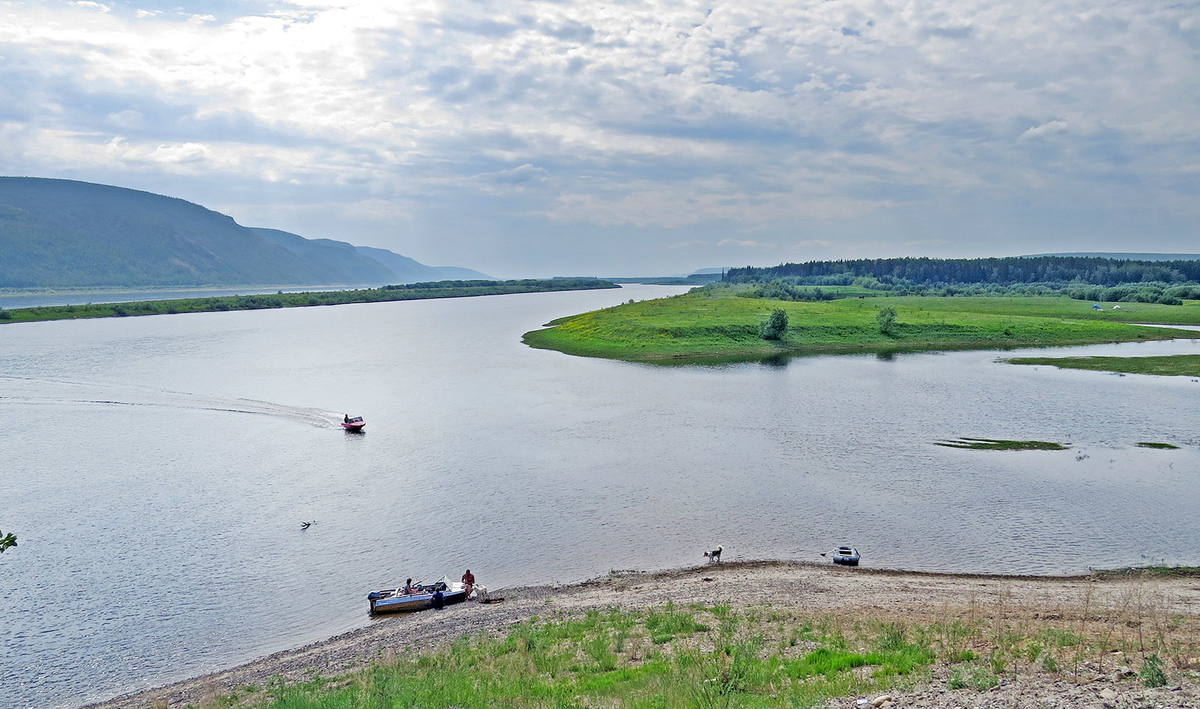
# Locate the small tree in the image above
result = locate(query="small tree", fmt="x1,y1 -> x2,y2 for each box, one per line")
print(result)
759,308 -> 788,340
0,529 -> 16,553
876,307 -> 897,335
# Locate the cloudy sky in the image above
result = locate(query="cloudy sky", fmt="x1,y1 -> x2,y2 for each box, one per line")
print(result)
1,0 -> 1197,277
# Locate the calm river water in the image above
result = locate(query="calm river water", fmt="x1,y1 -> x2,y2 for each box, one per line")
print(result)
3,284 -> 1199,708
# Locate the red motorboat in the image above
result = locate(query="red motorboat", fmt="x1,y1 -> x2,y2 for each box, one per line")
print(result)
342,415 -> 365,431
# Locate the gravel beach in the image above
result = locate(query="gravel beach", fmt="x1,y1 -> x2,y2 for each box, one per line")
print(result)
86,561 -> 1200,709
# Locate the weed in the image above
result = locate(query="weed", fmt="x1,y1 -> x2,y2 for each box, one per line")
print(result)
1141,655 -> 1168,688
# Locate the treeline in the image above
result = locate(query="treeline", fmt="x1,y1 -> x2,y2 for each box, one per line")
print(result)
0,279 -> 618,325
725,256 -> 1200,304
727,257 -> 1200,288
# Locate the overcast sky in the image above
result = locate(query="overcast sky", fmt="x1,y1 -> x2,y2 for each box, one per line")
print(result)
1,1 -> 1197,277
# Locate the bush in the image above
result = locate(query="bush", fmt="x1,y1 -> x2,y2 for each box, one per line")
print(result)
759,309 -> 788,340
877,307 -> 897,334
0,309 -> 10,320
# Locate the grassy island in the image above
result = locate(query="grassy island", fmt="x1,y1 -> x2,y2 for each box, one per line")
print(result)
523,288 -> 1200,363
1003,354 -> 1200,378
0,279 -> 618,325
934,438 -> 1070,451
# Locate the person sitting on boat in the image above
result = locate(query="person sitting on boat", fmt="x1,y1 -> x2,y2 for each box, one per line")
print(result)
461,569 -> 475,598
403,578 -> 416,595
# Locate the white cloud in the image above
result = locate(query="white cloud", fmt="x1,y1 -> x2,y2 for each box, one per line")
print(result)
149,142 -> 211,163
68,1 -> 110,12
1020,120 -> 1069,140
718,238 -> 775,249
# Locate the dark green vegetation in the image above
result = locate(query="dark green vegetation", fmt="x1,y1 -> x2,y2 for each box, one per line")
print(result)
0,279 -> 616,325
934,438 -> 1070,451
240,605 -> 939,709
0,177 -> 487,288
523,289 -> 1200,363
1137,442 -> 1182,450
727,256 -> 1200,304
758,309 -> 788,340
0,529 -> 15,553
1004,354 -> 1200,378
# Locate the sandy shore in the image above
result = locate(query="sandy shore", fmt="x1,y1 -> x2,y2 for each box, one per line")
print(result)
86,561 -> 1200,709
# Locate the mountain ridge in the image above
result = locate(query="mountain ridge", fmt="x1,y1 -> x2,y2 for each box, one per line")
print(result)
0,177 -> 488,289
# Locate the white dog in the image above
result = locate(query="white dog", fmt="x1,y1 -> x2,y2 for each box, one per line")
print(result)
704,545 -> 723,564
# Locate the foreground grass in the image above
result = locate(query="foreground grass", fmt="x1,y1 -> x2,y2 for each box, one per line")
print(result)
0,279 -> 617,325
934,438 -> 1070,451
1003,354 -> 1200,378
523,291 -> 1200,363
243,605 -> 936,709
199,591 -> 1198,709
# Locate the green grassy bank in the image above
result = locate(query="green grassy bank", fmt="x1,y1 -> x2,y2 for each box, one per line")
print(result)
0,279 -> 618,325
200,594 -> 1194,709
211,605 -> 941,709
522,290 -> 1200,363
1003,354 -> 1200,378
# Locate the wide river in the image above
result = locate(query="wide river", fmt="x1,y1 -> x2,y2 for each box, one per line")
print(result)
3,284 -> 1199,708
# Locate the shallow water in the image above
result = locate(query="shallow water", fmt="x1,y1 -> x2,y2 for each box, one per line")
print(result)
2,284 -> 1198,708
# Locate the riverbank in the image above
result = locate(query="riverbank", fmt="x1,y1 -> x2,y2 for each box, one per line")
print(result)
0,279 -> 618,325
87,561 -> 1200,709
523,291 -> 1200,363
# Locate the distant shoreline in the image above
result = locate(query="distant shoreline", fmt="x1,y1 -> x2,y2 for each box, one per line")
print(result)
0,279 -> 619,325
82,560 -> 1200,709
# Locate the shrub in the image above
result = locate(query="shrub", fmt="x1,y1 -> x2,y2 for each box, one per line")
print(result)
877,307 -> 897,334
759,309 -> 788,340
1141,655 -> 1167,688
0,309 -> 10,320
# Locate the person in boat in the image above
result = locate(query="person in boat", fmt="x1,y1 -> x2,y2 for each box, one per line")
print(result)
344,414 -> 350,424
461,569 -> 475,598
403,578 -> 416,595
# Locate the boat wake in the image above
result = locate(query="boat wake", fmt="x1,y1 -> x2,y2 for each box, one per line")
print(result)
0,375 -> 342,427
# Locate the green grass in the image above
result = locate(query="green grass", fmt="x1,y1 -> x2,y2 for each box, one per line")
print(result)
0,279 -> 617,325
522,291 -> 1200,363
240,607 -> 935,709
1137,442 -> 1182,450
933,438 -> 1070,451
1003,354 -> 1200,378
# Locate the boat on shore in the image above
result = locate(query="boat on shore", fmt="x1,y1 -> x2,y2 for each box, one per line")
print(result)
342,415 -> 365,431
368,576 -> 467,614
828,546 -> 860,566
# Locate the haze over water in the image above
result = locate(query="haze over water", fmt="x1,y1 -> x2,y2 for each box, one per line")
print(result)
3,284 -> 1199,709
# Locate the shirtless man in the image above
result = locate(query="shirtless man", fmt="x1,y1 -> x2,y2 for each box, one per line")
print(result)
461,569 -> 475,598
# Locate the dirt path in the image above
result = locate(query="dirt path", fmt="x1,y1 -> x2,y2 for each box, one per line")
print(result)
86,561 -> 1200,709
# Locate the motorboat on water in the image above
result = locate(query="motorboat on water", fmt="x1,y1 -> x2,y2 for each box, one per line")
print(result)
342,416 -> 365,431
368,576 -> 467,614
828,546 -> 860,566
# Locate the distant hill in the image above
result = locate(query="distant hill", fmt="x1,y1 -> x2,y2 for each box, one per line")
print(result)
1025,252 -> 1200,262
0,177 -> 488,289
350,244 -> 488,283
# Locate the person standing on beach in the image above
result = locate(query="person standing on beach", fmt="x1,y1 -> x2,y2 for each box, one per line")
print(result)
461,569 -> 475,598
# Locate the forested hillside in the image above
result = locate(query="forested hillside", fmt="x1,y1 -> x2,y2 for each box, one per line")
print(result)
0,177 -> 486,288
